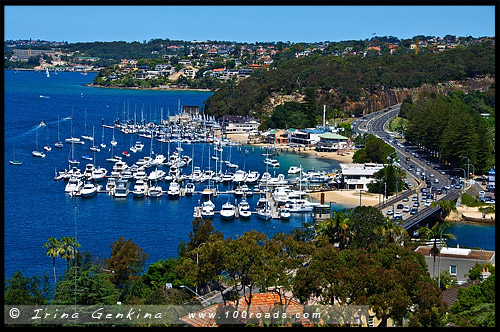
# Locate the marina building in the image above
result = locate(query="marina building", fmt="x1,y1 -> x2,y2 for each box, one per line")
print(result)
221,115 -> 260,134
338,163 -> 385,190
316,132 -> 349,151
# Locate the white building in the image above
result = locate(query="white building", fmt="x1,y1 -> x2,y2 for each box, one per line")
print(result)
339,163 -> 385,190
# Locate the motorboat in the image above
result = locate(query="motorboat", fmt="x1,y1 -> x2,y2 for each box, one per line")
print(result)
112,161 -> 129,174
288,166 -> 302,174
255,193 -> 272,220
134,170 -> 148,181
185,182 -> 195,195
220,202 -> 236,220
201,170 -> 214,182
233,186 -> 245,198
132,179 -> 148,198
283,199 -> 319,213
83,164 -> 95,180
121,170 -> 134,181
201,200 -> 215,218
81,183 -> 99,198
222,172 -> 235,183
114,179 -> 129,198
65,176 -> 83,194
153,153 -> 166,165
148,184 -> 163,198
105,178 -> 116,195
148,169 -> 166,182
268,174 -> 288,186
279,207 -> 291,220
91,167 -> 108,182
264,158 -> 280,167
190,167 -> 202,182
167,181 -> 180,199
233,170 -> 247,183
238,199 -> 252,219
245,171 -> 260,184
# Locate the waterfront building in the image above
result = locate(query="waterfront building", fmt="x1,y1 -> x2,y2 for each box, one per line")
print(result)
338,163 -> 385,190
289,128 -> 325,146
221,115 -> 260,134
316,132 -> 349,151
415,245 -> 495,284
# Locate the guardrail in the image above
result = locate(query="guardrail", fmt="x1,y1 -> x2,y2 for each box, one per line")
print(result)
401,190 -> 460,230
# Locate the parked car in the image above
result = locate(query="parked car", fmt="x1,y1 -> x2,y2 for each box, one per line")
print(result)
410,207 -> 418,214
386,209 -> 394,215
402,197 -> 409,202
403,205 -> 411,212
394,212 -> 402,219
397,204 -> 404,209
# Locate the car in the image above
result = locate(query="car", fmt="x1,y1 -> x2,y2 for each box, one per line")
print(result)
403,205 -> 410,212
386,209 -> 394,215
410,207 -> 418,214
431,186 -> 437,192
440,171 -> 446,175
427,194 -> 433,199
455,184 -> 462,189
434,178 -> 439,183
421,197 -> 427,202
429,173 -> 434,178
426,161 -> 431,165
412,196 -> 418,201
436,190 -> 442,195
394,212 -> 402,219
445,185 -> 451,190
413,202 -> 420,207
402,197 -> 409,202
397,204 -> 404,209
425,201 -> 432,207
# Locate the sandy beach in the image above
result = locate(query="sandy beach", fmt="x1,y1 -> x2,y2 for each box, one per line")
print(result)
308,190 -> 381,207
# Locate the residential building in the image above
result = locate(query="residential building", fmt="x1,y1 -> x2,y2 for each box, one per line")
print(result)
415,245 -> 495,284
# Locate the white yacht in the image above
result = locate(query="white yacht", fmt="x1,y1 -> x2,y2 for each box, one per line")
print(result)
91,166 -> 108,182
222,172 -> 235,183
114,179 -> 129,198
256,192 -> 272,220
132,179 -> 148,198
264,158 -> 280,167
65,176 -> 83,194
190,167 -> 202,182
105,178 -> 116,195
134,169 -> 148,181
238,199 -> 252,219
200,170 -> 214,182
148,168 -> 166,182
201,200 -> 215,218
279,207 -> 291,220
288,166 -> 302,174
112,161 -> 129,174
220,201 -> 236,220
185,182 -> 195,196
81,183 -> 99,198
83,164 -> 95,180
245,171 -> 260,184
148,182 -> 163,198
233,170 -> 247,183
283,199 -> 319,213
167,181 -> 180,199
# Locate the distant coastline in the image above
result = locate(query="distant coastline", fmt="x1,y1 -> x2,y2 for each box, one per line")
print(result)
84,83 -> 212,92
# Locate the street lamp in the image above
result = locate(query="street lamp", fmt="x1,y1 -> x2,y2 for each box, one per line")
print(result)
180,285 -> 210,306
196,242 -> 206,294
359,189 -> 366,206
459,156 -> 470,180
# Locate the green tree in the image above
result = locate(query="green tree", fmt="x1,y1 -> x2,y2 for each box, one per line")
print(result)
104,237 -> 149,291
4,270 -> 51,305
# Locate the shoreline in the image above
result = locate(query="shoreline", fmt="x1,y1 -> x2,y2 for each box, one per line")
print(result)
84,83 -> 212,92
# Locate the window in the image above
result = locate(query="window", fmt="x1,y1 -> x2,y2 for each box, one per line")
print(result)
450,265 -> 457,276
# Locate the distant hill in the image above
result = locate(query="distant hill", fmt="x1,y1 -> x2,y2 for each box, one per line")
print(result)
202,41 -> 495,127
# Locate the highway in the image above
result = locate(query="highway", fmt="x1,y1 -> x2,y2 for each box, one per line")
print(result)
351,104 -> 467,229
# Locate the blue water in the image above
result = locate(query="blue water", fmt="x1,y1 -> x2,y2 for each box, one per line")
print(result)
3,71 -> 495,282
3,70 -> 347,281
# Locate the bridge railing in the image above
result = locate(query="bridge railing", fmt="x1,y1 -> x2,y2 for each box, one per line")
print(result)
374,188 -> 418,210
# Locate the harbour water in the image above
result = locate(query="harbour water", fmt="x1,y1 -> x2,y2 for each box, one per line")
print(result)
4,70 -> 494,281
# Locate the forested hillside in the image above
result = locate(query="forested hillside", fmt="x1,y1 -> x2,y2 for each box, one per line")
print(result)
202,42 -> 495,125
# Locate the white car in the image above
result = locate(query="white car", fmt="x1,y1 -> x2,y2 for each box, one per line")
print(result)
394,211 -> 402,219
403,205 -> 411,212
386,209 -> 394,215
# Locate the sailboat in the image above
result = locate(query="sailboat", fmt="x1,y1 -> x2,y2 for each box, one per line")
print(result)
256,160 -> 272,220
32,128 -> 46,158
89,126 -> 100,152
68,135 -> 80,165
81,109 -> 93,141
45,68 -> 50,78
43,124 -> 51,151
54,116 -> 63,148
110,127 -> 117,146
100,124 -> 107,149
9,144 -> 22,165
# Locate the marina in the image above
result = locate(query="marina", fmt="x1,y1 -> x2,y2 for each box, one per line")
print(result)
4,70 -> 495,282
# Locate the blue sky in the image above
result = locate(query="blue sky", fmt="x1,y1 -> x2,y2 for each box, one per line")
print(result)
4,5 -> 496,43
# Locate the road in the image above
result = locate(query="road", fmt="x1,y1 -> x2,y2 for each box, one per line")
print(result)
351,105 -> 474,223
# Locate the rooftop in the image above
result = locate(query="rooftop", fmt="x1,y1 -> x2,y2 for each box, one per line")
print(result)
415,246 -> 495,261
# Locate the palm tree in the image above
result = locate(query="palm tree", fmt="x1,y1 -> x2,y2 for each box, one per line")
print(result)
417,221 -> 456,279
376,217 -> 409,246
431,199 -> 457,220
316,210 -> 351,249
43,237 -> 64,288
60,236 -> 80,269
